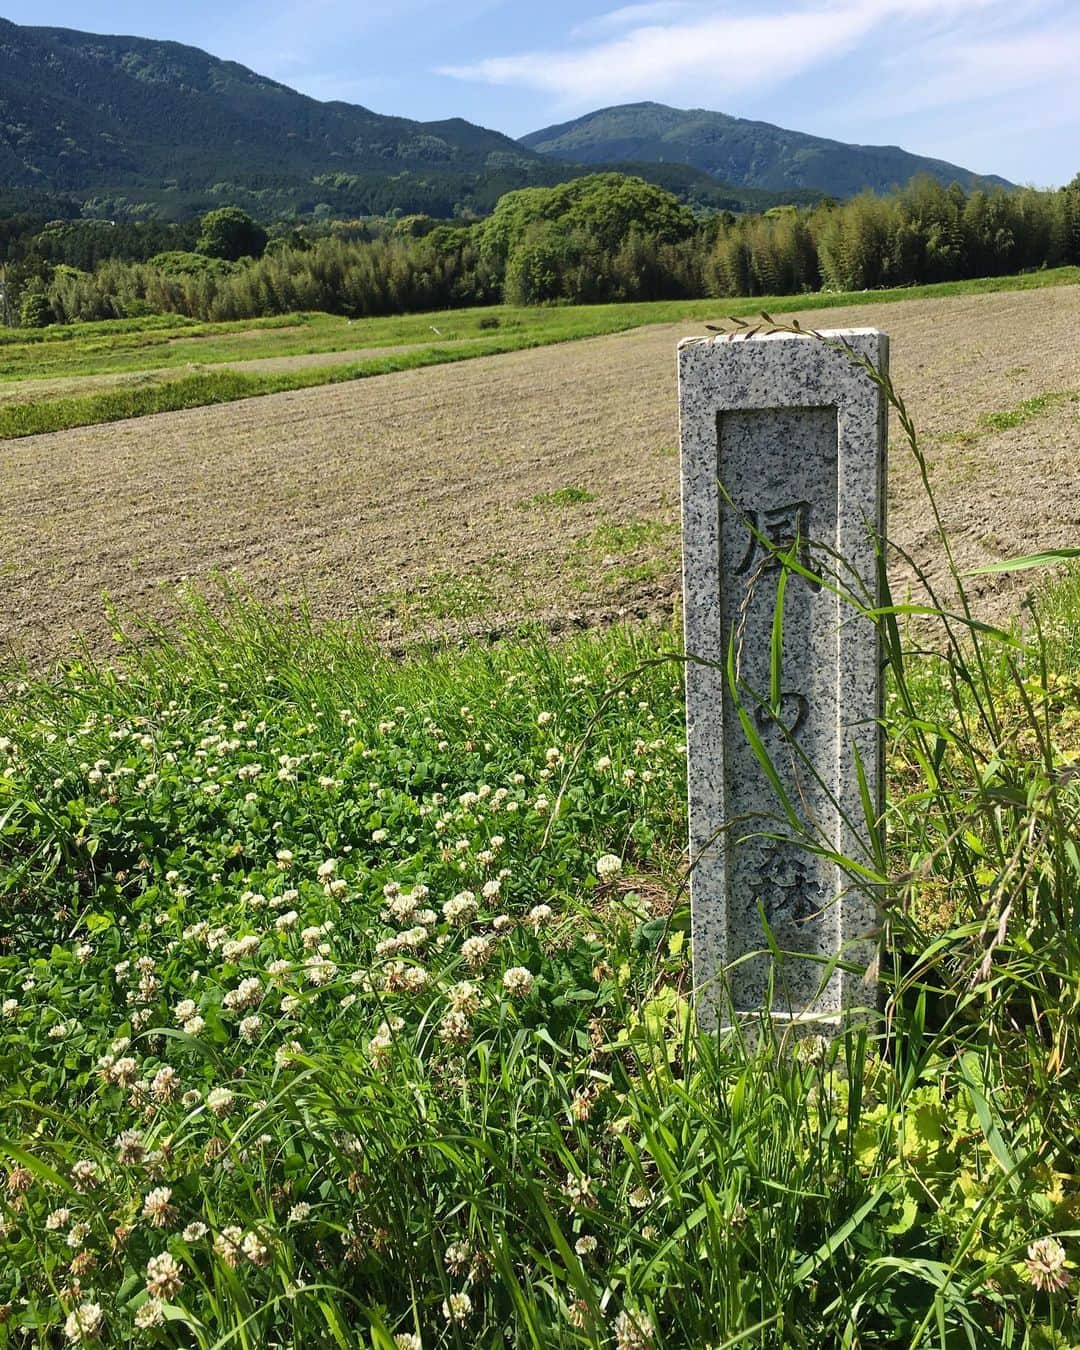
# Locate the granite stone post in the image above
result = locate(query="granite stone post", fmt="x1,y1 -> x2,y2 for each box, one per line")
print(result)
678,329 -> 888,1028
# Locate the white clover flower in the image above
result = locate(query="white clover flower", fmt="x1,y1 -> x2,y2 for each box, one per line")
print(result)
503,967 -> 534,998
448,981 -> 480,1014
561,1172 -> 594,1207
372,829 -> 388,844
206,1087 -> 236,1118
287,1202 -> 312,1224
276,849 -> 294,869
46,1206 -> 71,1230
183,1015 -> 206,1037
239,1015 -> 262,1043
221,935 -> 260,960
461,935 -> 492,969
242,1230 -> 270,1265
575,1235 -> 598,1256
145,1251 -> 184,1299
71,1160 -> 99,1192
614,1308 -> 655,1350
1026,1236 -> 1070,1291
214,1225 -> 243,1267
134,1298 -> 165,1330
235,977 -> 262,1008
304,954 -> 338,986
182,1221 -> 208,1242
107,1057 -> 138,1088
151,1066 -> 179,1102
142,1186 -> 175,1228
537,711 -> 553,726
116,1129 -> 146,1165
444,1240 -> 471,1274
67,1221 -> 91,1249
173,998 -> 197,1025
63,1302 -> 104,1344
528,904 -> 553,931
443,892 -> 478,926
438,1010 -> 473,1046
275,1040 -> 304,1070
388,892 -> 419,922
442,1291 -> 472,1324
393,1334 -> 422,1350
596,853 -> 622,880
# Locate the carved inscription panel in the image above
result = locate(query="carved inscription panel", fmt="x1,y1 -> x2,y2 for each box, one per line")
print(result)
717,405 -> 840,1012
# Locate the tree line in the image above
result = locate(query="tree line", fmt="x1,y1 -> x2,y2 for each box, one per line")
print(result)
5,173 -> 1080,328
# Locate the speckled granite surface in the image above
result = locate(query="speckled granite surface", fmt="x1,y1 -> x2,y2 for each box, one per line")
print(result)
678,329 -> 888,1029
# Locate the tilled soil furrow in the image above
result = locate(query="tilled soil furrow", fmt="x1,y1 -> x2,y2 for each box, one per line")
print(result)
0,286 -> 1077,667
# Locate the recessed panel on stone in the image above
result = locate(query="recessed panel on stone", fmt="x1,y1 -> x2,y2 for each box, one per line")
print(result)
678,329 -> 888,1028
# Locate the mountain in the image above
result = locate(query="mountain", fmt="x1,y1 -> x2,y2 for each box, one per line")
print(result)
0,19 -> 551,217
0,22 -> 825,219
0,24 -> 1008,220
521,103 -> 1012,198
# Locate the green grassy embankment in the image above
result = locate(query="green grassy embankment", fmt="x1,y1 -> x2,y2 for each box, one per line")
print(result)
1,266 -> 1077,439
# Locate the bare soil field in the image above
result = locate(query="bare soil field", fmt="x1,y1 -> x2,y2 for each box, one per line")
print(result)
0,285 -> 1077,668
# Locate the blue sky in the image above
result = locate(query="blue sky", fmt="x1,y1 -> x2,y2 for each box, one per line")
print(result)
4,0 -> 1078,185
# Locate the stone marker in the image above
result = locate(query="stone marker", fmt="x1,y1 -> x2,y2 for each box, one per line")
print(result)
678,328 -> 888,1028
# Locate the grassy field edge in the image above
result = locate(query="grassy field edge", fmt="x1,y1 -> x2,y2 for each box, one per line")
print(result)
3,265 -> 1078,440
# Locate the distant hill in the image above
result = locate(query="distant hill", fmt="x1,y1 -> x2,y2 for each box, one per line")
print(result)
521,102 -> 1012,198
0,19 -> 549,217
0,22 -> 825,219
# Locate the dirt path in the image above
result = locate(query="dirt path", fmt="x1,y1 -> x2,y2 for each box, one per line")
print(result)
0,285 -> 1077,668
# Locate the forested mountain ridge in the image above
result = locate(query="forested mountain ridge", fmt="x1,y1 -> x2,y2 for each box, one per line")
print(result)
0,20 -> 541,213
521,102 -> 1012,198
0,21 -> 827,218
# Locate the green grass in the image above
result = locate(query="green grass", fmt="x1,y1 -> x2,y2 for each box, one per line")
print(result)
0,555 -> 1077,1346
519,487 -> 598,510
377,570 -> 498,625
1,264 -> 1076,439
941,388 -> 1079,447
979,390 -> 1078,432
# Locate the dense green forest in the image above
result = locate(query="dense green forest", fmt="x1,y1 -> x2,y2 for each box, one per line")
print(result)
4,173 -> 1079,328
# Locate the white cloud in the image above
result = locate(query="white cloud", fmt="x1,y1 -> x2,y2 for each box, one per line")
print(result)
438,0 -> 1018,108
878,25 -> 1080,115
569,2 -> 696,40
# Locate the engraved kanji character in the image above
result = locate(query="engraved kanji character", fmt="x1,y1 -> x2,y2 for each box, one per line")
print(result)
733,500 -> 815,577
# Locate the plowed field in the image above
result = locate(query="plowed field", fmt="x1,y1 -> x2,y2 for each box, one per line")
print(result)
1,285 -> 1077,668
